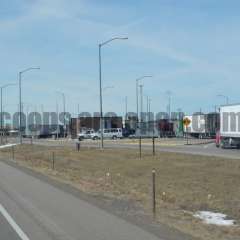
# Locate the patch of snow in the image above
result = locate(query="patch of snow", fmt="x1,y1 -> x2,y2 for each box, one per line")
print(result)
194,211 -> 235,226
0,144 -> 18,149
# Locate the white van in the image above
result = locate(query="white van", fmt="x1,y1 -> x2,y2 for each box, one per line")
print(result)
78,129 -> 95,141
92,128 -> 123,140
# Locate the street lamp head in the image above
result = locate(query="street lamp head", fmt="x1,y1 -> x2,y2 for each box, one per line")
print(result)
100,36 -> 128,46
20,67 -> 40,74
136,75 -> 153,81
1,83 -> 17,89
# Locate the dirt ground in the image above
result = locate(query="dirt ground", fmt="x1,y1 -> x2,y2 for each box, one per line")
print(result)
0,144 -> 240,240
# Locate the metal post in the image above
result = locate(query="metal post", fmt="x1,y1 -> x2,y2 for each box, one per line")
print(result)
12,146 -> 14,160
99,44 -> 104,149
76,142 -> 80,151
152,136 -> 155,156
152,168 -> 156,216
139,136 -> 142,159
52,152 -> 55,170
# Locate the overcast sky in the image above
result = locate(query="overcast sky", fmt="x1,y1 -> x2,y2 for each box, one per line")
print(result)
0,0 -> 239,116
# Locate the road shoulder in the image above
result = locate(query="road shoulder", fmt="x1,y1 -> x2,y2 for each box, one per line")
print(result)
0,157 -> 195,240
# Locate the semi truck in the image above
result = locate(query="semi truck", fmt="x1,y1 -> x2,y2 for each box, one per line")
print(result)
184,113 -> 219,138
216,104 -> 240,148
183,114 -> 206,138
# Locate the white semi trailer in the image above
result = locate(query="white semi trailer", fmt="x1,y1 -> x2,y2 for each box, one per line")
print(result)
217,104 -> 240,148
183,114 -> 206,138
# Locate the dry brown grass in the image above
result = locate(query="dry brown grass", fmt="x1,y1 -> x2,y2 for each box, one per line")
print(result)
0,144 -> 240,240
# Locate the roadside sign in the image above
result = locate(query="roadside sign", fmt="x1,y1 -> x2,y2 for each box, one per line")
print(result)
183,118 -> 191,127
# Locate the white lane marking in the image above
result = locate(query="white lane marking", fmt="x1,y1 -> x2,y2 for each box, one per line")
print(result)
0,203 -> 30,240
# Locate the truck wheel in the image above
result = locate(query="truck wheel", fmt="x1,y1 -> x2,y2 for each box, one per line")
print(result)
112,136 -> 117,140
220,141 -> 226,149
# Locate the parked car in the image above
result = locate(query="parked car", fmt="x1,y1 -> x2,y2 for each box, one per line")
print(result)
91,128 -> 123,140
122,128 -> 135,138
78,129 -> 95,141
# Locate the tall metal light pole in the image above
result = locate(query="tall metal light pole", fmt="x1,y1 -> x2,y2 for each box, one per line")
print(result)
148,97 -> 152,122
99,37 -> 128,149
125,96 -> 128,120
19,67 -> 40,144
136,76 -> 152,123
166,90 -> 172,120
139,84 -> 144,123
144,95 -> 149,121
1,83 -> 16,145
56,99 -> 59,140
217,94 -> 229,105
56,91 -> 66,138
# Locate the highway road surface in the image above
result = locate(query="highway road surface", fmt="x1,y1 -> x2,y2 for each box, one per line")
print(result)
0,159 -> 190,240
30,138 -> 240,159
0,212 -> 22,240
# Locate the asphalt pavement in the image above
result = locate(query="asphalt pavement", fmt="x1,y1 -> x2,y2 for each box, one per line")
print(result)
0,159 -> 183,240
0,213 -> 21,240
29,138 -> 240,159
2,138 -> 236,240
